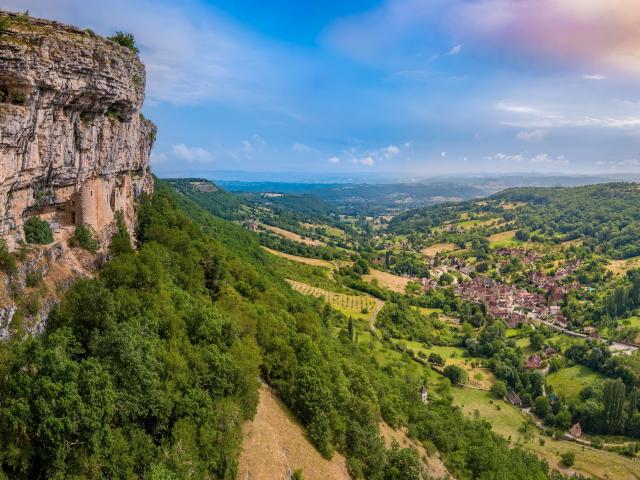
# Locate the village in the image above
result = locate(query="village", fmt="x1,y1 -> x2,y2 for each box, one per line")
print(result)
418,248 -> 581,329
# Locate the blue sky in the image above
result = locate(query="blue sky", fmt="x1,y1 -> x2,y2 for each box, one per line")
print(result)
6,0 -> 640,179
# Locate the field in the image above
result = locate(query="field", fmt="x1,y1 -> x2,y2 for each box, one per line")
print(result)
287,279 -> 381,321
455,217 -> 501,230
363,268 -> 410,293
263,247 -> 334,268
261,223 -> 326,246
238,383 -> 349,480
487,229 -> 519,247
607,256 -> 640,276
421,243 -> 458,256
390,341 -> 495,389
547,365 -> 604,399
449,387 -> 640,479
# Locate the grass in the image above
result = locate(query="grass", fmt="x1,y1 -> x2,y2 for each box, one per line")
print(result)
238,384 -> 350,480
389,341 -> 495,389
455,217 -> 501,230
607,256 -> 640,276
547,365 -> 604,399
449,387 -> 640,479
488,230 -> 520,247
261,224 -> 326,246
421,243 -> 458,256
287,279 -> 381,321
363,268 -> 410,293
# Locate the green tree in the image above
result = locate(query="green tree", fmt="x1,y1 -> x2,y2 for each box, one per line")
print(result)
443,365 -> 467,385
24,217 -> 53,244
603,378 -> 626,434
533,396 -> 550,418
560,452 -> 575,467
383,441 -> 420,480
491,380 -> 507,399
109,211 -> 134,256
108,31 -> 139,53
0,238 -> 16,274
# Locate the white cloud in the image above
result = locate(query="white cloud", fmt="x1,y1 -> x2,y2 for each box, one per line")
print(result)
497,102 -> 640,131
359,156 -> 375,166
441,151 -> 447,157
516,129 -> 547,142
484,152 -> 568,166
446,44 -> 462,56
292,142 -> 316,153
171,143 -> 213,162
583,74 -> 606,80
327,156 -> 341,164
383,145 -> 400,156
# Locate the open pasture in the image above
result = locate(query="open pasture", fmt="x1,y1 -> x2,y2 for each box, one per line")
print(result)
363,268 -> 410,293
263,247 -> 334,268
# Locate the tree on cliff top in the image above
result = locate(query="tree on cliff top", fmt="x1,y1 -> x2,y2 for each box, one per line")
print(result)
108,31 -> 139,53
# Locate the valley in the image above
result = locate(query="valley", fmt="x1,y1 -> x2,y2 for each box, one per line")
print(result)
175,179 -> 640,479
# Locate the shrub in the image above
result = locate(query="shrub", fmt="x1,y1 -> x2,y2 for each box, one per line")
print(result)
560,451 -> 575,467
108,31 -> 139,53
69,224 -> 99,252
0,238 -> 16,274
443,365 -> 467,385
491,380 -> 507,399
26,270 -> 42,288
428,352 -> 445,366
11,94 -> 25,105
24,217 -> 53,244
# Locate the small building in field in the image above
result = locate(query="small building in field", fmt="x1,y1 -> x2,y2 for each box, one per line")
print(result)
506,390 -> 522,407
569,422 -> 582,438
419,386 -> 429,403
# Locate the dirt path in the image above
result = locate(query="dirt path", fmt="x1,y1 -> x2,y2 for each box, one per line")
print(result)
238,383 -> 350,480
369,299 -> 385,332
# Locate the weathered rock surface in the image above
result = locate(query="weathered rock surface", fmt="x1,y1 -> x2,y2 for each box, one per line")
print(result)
0,11 -> 156,339
0,11 -> 155,247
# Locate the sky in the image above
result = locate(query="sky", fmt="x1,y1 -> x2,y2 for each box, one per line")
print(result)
4,0 -> 640,179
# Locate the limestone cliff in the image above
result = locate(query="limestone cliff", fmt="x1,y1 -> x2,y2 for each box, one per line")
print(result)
0,11 -> 155,248
0,11 -> 156,338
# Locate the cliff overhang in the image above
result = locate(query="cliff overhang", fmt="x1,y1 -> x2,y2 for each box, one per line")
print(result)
0,11 -> 156,249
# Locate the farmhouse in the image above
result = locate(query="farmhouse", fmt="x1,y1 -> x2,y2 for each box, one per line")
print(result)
524,354 -> 542,369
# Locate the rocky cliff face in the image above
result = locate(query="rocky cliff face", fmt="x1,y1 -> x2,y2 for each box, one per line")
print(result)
0,11 -> 156,339
0,11 -> 155,248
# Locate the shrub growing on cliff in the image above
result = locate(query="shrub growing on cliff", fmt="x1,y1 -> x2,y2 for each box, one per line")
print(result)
69,224 -> 99,252
23,217 -> 53,244
0,239 -> 16,274
108,31 -> 139,53
109,211 -> 133,256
